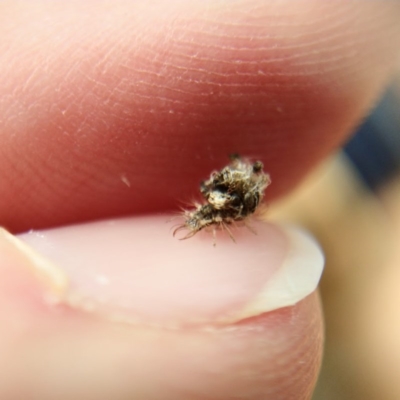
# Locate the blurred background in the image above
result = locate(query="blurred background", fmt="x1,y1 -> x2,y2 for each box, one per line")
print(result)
270,73 -> 400,400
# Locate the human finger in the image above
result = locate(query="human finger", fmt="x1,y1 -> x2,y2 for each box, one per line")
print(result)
1,0 -> 399,232
0,218 -> 324,400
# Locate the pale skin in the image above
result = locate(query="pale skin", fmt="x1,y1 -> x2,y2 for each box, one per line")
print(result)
0,1 -> 400,399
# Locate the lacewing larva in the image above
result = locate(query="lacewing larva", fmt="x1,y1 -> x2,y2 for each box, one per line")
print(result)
173,154 -> 271,243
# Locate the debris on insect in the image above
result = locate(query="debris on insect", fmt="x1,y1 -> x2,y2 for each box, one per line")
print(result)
173,154 -> 271,244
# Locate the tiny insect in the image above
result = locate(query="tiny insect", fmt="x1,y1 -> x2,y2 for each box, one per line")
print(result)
173,154 -> 271,243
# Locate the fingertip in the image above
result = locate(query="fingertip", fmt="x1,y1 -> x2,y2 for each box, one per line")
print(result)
1,0 -> 400,231
0,217 -> 324,399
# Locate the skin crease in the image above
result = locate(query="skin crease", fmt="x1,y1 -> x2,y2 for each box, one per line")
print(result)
0,1 -> 399,399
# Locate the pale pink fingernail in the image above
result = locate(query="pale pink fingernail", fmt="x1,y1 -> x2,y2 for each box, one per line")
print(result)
15,216 -> 324,327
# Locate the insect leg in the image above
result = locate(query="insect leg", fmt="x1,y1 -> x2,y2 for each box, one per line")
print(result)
244,219 -> 257,235
222,222 -> 236,243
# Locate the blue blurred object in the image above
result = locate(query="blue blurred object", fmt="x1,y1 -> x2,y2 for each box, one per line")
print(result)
344,86 -> 400,191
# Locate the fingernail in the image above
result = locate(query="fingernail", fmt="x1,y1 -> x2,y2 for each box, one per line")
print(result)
17,216 -> 324,327
0,227 -> 68,298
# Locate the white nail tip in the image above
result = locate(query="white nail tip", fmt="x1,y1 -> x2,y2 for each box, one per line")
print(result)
232,225 -> 324,320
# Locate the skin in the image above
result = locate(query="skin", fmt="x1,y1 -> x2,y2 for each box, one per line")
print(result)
0,1 -> 399,399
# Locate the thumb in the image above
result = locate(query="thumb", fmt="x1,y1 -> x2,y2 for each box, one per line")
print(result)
0,217 -> 323,400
